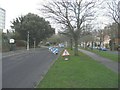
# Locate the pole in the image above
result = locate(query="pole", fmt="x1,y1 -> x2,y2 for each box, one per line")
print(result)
34,39 -> 36,50
27,31 -> 29,50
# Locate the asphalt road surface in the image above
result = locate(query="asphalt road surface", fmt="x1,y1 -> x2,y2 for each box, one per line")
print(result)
2,48 -> 61,88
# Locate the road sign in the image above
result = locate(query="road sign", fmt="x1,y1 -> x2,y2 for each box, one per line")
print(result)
49,47 -> 52,51
9,39 -> 15,44
53,48 -> 59,54
62,49 -> 70,56
48,47 -> 59,55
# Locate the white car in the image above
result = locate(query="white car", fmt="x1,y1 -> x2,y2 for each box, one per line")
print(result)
59,44 -> 64,48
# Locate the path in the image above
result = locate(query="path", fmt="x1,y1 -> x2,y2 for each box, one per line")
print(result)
79,49 -> 119,73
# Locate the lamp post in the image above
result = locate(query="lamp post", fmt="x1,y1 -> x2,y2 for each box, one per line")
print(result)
27,31 -> 29,50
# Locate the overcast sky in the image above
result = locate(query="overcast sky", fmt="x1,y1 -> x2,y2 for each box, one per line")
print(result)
0,0 -> 47,30
0,0 -> 113,33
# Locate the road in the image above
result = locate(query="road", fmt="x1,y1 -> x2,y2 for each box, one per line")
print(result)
2,48 -> 61,88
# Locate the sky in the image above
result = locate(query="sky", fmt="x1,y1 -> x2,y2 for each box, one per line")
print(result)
0,0 -> 113,33
0,0 -> 47,30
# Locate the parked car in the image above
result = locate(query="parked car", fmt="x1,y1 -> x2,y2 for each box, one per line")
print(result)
98,47 -> 107,51
59,43 -> 64,48
45,42 -> 50,46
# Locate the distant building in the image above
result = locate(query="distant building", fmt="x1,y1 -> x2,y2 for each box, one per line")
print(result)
103,35 -> 110,45
0,7 -> 5,30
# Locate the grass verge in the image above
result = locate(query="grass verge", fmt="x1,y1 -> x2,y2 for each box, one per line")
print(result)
37,49 -> 118,88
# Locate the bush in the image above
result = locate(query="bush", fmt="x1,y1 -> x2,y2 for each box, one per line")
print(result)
16,40 -> 27,47
105,44 -> 109,49
2,38 -> 10,52
114,44 -> 120,51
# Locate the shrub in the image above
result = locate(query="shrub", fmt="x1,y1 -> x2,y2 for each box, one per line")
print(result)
105,44 -> 109,49
16,40 -> 27,47
114,44 -> 119,50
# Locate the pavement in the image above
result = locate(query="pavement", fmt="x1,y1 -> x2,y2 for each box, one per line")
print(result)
2,48 -> 35,58
2,47 -> 62,88
106,50 -> 118,55
79,49 -> 119,74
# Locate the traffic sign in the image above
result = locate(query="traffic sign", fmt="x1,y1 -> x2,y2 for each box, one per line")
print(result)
62,49 -> 70,56
48,47 -> 59,55
53,48 -> 59,54
9,39 -> 15,44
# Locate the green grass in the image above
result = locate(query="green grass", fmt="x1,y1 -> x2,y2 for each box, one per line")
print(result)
37,49 -> 118,88
80,47 -> 118,62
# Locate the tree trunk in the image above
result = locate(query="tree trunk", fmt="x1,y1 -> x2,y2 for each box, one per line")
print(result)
91,41 -> 94,50
74,38 -> 79,56
99,39 -> 102,47
118,24 -> 120,40
112,39 -> 115,51
83,42 -> 85,48
70,38 -> 73,50
85,42 -> 87,49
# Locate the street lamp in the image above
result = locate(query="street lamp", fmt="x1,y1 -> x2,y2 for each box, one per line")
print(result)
27,31 -> 29,50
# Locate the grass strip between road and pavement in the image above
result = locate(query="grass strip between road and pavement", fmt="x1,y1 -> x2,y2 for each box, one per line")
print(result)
37,48 -> 118,88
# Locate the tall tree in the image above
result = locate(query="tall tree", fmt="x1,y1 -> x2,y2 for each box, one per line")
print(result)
58,27 -> 73,50
104,23 -> 118,50
107,0 -> 120,38
40,0 -> 98,55
11,13 -> 55,46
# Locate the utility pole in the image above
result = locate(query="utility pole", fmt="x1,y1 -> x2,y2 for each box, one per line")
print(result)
27,31 -> 29,50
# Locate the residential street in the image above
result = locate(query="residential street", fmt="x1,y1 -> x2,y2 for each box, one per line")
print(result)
2,48 -> 60,88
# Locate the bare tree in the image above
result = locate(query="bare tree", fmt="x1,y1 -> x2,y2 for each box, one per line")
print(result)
107,0 -> 120,24
39,0 -> 99,55
107,0 -> 120,36
58,28 -> 73,50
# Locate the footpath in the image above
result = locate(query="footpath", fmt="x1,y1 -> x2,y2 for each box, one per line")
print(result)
79,49 -> 119,74
2,48 -> 45,58
2,46 -> 58,58
2,49 -> 31,58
